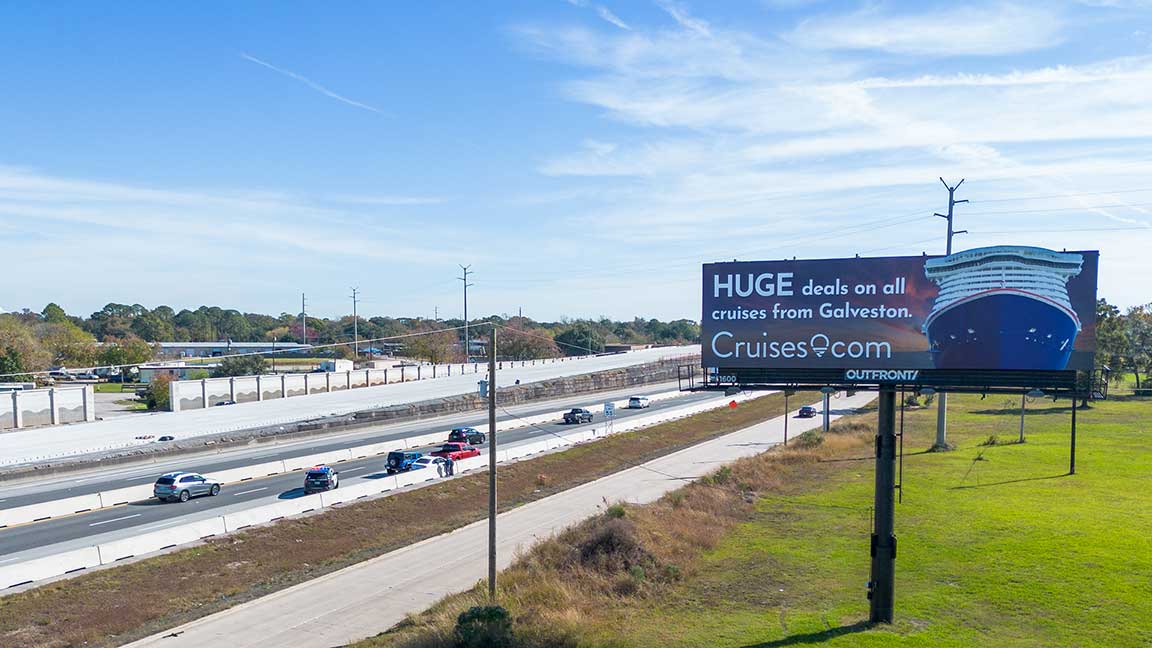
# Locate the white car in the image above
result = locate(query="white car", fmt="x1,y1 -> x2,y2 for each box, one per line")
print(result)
411,456 -> 450,477
628,396 -> 651,409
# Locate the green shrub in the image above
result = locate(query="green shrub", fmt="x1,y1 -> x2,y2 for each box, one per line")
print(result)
792,429 -> 824,448
454,605 -> 514,648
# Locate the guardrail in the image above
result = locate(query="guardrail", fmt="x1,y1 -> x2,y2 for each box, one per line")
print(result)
0,389 -> 770,590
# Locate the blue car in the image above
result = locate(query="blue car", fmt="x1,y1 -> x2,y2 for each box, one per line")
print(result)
386,450 -> 422,474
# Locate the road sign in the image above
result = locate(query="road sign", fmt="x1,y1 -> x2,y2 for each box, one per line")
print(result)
603,402 -> 615,418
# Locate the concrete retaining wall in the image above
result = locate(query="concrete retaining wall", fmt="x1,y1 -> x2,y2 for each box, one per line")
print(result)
0,386 -> 95,430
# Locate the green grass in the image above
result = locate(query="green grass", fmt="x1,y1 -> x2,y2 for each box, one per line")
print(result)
94,382 -> 140,393
579,394 -> 1152,648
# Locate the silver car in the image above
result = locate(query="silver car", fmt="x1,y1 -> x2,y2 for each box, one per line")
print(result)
154,472 -> 222,503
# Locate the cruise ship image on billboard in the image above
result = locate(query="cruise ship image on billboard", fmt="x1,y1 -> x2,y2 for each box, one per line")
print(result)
922,246 -> 1084,370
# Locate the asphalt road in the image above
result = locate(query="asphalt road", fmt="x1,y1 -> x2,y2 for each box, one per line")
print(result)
122,392 -> 877,648
0,387 -> 719,559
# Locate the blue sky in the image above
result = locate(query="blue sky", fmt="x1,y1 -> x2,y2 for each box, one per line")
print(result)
2,1 -> 1151,321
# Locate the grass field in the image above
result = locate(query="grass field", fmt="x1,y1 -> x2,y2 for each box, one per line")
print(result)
94,382 -> 141,393
369,392 -> 1152,648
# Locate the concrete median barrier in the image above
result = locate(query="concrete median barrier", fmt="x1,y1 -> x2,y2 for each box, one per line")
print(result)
97,484 -> 155,508
0,493 -> 103,528
97,517 -> 228,563
222,496 -> 322,533
209,459 -> 290,484
0,546 -> 101,589
320,481 -> 382,507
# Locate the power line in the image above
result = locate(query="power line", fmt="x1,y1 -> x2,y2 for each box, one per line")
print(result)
963,202 -> 1152,216
968,186 -> 1152,204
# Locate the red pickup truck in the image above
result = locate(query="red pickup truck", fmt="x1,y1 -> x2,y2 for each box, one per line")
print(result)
430,442 -> 481,461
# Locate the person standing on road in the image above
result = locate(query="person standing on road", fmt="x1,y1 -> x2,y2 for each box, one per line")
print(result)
444,456 -> 455,476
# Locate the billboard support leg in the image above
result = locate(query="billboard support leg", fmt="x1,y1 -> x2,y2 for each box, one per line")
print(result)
822,392 -> 830,433
869,385 -> 897,624
1069,398 -> 1077,475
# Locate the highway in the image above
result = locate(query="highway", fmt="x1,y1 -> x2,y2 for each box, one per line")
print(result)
0,385 -> 719,561
0,346 -> 698,467
123,392 -> 877,648
0,381 -> 692,507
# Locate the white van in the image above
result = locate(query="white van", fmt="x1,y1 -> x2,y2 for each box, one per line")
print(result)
628,396 -> 651,409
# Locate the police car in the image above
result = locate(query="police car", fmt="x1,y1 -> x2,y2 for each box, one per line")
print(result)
303,465 -> 340,494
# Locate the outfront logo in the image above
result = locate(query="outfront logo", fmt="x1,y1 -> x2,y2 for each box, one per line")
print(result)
844,369 -> 920,382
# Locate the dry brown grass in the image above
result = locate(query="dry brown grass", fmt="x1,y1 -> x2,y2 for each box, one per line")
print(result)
0,390 -> 808,648
362,415 -> 875,648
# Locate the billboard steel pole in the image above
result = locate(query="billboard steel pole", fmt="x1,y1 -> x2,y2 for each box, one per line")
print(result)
869,385 -> 898,623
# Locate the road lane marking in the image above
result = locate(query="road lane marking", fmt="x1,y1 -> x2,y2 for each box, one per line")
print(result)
89,513 -> 142,527
341,467 -> 367,473
136,519 -> 185,532
233,487 -> 268,496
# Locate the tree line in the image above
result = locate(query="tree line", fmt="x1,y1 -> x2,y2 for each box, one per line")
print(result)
0,302 -> 702,379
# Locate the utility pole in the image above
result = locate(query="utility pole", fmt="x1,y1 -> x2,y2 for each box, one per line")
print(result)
350,287 -> 360,360
487,325 -> 498,601
301,293 -> 307,347
933,178 -> 968,451
459,265 -> 474,361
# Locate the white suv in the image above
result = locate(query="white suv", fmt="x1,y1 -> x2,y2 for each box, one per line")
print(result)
628,396 -> 651,409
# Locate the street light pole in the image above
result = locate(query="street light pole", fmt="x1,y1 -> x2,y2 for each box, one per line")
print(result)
487,325 -> 498,601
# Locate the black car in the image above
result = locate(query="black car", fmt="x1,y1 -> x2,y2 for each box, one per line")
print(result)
303,465 -> 340,493
563,408 -> 594,424
798,406 -> 818,418
448,427 -> 487,445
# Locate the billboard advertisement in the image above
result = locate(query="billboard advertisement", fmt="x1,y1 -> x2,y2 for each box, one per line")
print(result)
702,246 -> 1098,376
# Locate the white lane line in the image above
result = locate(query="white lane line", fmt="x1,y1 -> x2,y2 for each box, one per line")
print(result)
340,467 -> 367,473
89,513 -> 142,527
232,487 -> 268,497
136,519 -> 185,532
0,557 -> 20,564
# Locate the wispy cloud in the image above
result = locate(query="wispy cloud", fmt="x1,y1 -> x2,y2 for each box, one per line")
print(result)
240,52 -> 383,114
510,3 -> 1152,308
655,0 -> 711,37
564,0 -> 631,30
788,3 -> 1064,56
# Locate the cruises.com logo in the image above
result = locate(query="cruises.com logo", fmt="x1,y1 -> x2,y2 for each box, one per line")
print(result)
709,331 -> 893,360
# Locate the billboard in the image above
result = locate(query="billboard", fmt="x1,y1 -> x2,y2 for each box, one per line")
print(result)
702,246 -> 1098,382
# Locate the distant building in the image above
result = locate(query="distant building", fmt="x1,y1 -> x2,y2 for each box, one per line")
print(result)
155,341 -> 313,359
138,362 -> 221,383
